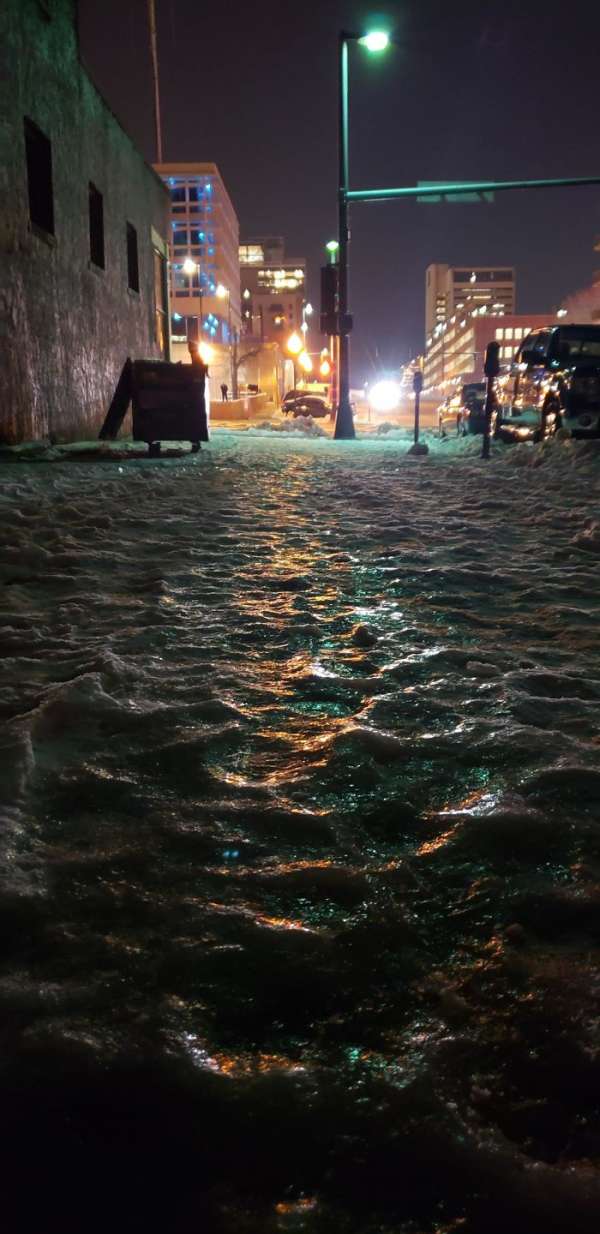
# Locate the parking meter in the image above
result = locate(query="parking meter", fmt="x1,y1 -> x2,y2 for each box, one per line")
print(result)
413,368 -> 424,444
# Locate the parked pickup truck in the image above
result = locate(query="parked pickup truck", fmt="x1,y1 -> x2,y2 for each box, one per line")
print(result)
497,324 -> 600,441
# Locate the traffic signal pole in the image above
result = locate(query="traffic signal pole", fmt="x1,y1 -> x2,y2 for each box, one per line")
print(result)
346,173 -> 600,204
330,31 -> 600,442
334,33 -> 355,440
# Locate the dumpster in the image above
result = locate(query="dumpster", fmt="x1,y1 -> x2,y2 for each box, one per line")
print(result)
100,354 -> 209,455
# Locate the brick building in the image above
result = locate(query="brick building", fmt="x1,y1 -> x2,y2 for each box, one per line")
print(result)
0,0 -> 170,444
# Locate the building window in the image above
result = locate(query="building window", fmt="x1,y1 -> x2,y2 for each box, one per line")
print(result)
126,222 -> 139,292
88,182 -> 104,268
24,117 -> 54,235
172,228 -> 187,247
170,187 -> 186,203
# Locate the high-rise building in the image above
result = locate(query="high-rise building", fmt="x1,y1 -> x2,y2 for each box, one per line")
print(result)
154,162 -> 240,352
239,237 -> 307,343
425,264 -> 516,341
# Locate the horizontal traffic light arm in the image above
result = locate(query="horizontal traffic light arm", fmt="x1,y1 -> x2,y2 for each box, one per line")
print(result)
345,174 -> 600,202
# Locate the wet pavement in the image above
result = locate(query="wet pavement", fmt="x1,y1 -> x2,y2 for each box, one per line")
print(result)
1,430 -> 600,1233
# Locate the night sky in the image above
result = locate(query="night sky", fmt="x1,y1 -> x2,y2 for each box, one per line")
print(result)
78,0 -> 600,383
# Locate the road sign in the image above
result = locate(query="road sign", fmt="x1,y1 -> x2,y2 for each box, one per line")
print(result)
416,181 -> 494,204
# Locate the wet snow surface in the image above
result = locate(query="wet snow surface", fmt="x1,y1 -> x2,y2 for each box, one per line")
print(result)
2,429 -> 600,1233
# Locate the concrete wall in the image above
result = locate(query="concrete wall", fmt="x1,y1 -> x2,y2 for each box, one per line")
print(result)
210,394 -> 270,422
0,0 -> 170,444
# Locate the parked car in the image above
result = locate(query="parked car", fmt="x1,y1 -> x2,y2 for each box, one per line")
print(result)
496,324 -> 600,440
282,393 -> 330,419
281,389 -> 301,411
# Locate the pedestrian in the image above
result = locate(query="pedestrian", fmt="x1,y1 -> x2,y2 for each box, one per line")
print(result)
221,382 -> 228,401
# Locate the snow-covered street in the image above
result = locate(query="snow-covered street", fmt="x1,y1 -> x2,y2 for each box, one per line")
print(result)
2,428 -> 600,1233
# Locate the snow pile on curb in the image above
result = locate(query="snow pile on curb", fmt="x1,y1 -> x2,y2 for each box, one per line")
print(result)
246,415 -> 329,438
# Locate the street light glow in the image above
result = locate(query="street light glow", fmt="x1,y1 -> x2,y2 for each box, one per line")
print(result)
286,332 -> 303,355
299,351 -> 313,373
198,342 -> 214,364
369,380 -> 401,413
304,302 -> 313,315
325,240 -> 339,254
216,283 -> 228,299
359,31 -> 390,52
183,257 -> 197,275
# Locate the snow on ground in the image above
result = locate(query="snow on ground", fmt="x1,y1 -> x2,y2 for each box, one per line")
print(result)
1,431 -> 600,1233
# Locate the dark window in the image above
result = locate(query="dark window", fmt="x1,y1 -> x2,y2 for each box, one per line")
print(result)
170,187 -> 186,203
126,222 -> 139,292
520,332 -> 549,362
453,269 -> 512,283
172,228 -> 187,247
24,117 -> 54,235
188,186 -> 203,202
88,183 -> 104,268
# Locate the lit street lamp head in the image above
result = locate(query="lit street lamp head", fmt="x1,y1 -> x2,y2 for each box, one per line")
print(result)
183,257 -> 197,275
358,31 -> 390,53
286,332 -> 303,356
216,283 -> 228,299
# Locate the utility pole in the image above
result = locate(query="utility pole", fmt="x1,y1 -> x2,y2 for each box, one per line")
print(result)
334,33 -> 355,439
147,0 -> 163,163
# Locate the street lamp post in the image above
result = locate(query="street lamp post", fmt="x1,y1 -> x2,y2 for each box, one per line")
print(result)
334,30 -> 390,440
216,283 -> 236,395
286,331 -> 303,391
183,257 -> 203,348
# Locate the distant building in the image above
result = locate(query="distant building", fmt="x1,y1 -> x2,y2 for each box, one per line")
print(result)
425,264 -> 516,340
424,311 -> 555,393
239,237 -> 307,343
154,162 -> 241,357
0,0 -> 170,445
560,234 -> 600,323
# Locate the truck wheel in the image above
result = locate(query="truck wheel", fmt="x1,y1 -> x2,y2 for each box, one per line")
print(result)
148,441 -> 161,457
191,441 -> 201,453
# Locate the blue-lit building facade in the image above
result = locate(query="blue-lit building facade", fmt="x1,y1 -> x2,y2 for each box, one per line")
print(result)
154,162 -> 241,354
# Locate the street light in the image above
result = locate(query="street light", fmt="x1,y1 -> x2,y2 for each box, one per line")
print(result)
358,31 -> 390,52
216,283 -> 235,392
198,342 -> 214,365
286,331 -> 303,390
183,256 -> 203,348
299,350 -> 313,374
335,28 -> 392,439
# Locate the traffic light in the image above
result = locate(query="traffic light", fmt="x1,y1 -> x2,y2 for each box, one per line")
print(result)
320,264 -> 338,335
